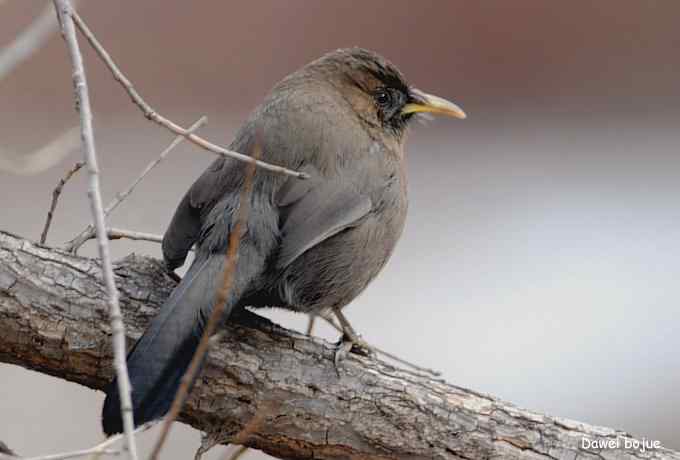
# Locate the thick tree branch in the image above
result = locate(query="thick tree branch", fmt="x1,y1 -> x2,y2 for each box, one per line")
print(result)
0,231 -> 676,460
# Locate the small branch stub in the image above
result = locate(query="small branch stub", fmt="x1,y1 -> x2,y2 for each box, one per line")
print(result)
40,161 -> 84,244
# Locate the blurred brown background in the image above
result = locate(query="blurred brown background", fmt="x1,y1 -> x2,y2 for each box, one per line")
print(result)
1,1 -> 679,458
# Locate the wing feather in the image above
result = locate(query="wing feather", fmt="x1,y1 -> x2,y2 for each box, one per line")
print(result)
276,166 -> 371,269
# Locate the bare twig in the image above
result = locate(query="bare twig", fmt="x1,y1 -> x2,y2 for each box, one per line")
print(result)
0,126 -> 80,175
51,2 -> 137,460
0,1 -> 79,81
149,138 -> 261,460
68,10 -> 307,180
40,161 -> 84,244
79,228 -> 191,247
64,117 -> 207,252
19,447 -> 120,460
0,424 -> 153,460
106,228 -> 163,243
197,400 -> 278,460
104,115 -> 208,216
222,401 -> 275,459
193,432 -> 218,460
221,446 -> 248,460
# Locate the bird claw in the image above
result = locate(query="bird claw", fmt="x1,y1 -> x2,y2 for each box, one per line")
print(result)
333,334 -> 375,376
334,340 -> 353,374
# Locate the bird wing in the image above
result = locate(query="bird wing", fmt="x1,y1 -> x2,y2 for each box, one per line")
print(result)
162,157 -> 233,270
275,165 -> 372,269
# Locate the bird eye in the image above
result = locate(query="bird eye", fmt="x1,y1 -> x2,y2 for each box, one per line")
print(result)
374,89 -> 392,107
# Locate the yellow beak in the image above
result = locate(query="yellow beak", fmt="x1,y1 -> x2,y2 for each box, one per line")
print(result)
402,88 -> 467,119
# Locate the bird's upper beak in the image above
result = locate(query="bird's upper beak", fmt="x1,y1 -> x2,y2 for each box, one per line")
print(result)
402,88 -> 467,119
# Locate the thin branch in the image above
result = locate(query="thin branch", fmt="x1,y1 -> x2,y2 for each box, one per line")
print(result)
0,1 -> 79,81
19,448 -> 119,460
193,435 -> 216,460
221,401 -> 274,459
40,161 -> 84,244
0,125 -> 80,176
104,115 -> 208,216
69,226 -> 166,245
51,2 -> 137,460
64,117 -> 207,252
69,10 -> 308,180
32,450 -> 120,460
194,397 -> 275,460
198,400 -> 276,460
149,138 -> 261,460
0,424 -> 153,460
82,227 -> 189,248
65,117 -> 205,251
221,446 -> 247,460
106,228 -> 163,244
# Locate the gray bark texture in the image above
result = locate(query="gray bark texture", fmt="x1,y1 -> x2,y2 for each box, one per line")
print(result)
0,230 -> 676,460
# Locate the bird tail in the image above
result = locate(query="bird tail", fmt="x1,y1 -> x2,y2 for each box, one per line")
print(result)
101,253 -> 229,435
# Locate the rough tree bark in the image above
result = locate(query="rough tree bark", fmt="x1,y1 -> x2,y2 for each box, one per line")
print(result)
0,230 -> 676,460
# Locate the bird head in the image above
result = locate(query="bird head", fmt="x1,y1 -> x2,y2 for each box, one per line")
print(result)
306,48 -> 466,140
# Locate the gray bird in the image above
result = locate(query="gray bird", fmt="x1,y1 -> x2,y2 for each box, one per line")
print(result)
102,47 -> 465,435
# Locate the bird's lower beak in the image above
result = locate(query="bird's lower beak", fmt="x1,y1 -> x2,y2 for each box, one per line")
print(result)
402,88 -> 467,119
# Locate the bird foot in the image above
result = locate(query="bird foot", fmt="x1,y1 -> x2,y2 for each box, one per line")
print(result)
333,333 -> 375,376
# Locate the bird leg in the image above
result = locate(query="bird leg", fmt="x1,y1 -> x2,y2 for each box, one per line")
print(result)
331,309 -> 375,372
309,310 -> 442,377
306,314 -> 317,335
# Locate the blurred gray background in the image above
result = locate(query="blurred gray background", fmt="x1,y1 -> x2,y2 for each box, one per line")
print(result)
1,1 -> 678,458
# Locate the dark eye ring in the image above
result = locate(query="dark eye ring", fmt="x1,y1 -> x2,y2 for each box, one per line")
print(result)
375,89 -> 392,107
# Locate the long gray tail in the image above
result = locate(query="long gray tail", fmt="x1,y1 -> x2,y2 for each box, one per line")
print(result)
101,253 -> 229,435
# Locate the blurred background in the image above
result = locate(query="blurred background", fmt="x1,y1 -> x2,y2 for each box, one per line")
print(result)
1,1 -> 678,458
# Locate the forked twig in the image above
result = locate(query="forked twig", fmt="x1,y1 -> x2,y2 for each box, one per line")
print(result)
149,138 -> 262,460
64,117 -> 207,252
51,2 -> 138,459
69,11 -> 307,180
40,161 -> 84,244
